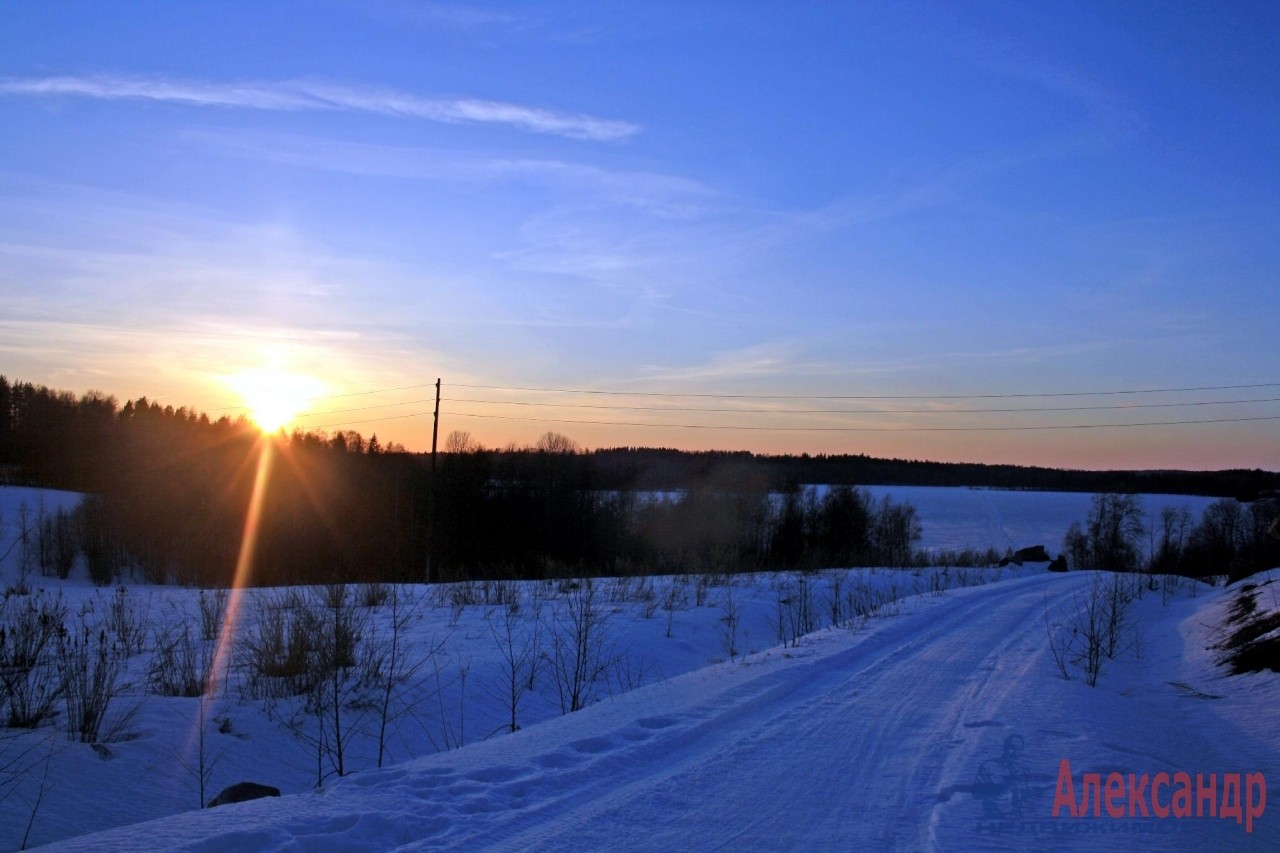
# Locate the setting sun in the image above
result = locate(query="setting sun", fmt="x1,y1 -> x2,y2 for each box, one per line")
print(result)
229,367 -> 326,433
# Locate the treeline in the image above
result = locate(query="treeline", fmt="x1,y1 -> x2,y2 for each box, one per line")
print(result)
589,447 -> 1278,499
434,447 -> 922,580
1,378 -> 921,586
3,376 -> 1277,588
2,377 -> 426,587
1062,492 -> 1280,583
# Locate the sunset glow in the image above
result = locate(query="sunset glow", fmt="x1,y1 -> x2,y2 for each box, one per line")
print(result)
2,3 -> 1278,469
229,368 -> 326,433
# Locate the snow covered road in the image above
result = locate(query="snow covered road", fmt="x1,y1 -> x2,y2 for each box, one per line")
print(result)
478,572 -> 1094,852
49,571 -> 1278,852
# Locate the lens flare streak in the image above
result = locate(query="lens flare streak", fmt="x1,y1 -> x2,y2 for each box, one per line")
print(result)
204,437 -> 275,699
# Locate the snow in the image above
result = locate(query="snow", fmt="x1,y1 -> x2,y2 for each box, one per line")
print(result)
2,485 -> 1277,851
858,485 -> 1220,557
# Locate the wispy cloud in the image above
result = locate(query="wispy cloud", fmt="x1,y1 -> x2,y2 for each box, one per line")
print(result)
0,74 -> 639,141
184,129 -> 711,214
635,343 -> 845,385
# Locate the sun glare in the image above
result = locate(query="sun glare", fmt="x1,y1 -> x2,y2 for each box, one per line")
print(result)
229,367 -> 326,433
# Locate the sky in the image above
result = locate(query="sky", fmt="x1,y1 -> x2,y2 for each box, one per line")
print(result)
1,1 -> 1278,470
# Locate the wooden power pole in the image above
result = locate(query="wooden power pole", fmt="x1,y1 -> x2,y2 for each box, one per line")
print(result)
431,378 -> 441,470
427,377 -> 440,583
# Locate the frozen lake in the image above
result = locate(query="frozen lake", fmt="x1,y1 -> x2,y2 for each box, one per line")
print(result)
859,485 -> 1222,557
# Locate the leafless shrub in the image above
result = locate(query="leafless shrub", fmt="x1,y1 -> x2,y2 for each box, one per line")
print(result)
242,591 -> 320,699
845,576 -> 893,626
1043,596 -> 1071,681
695,573 -> 712,607
775,572 -> 817,647
359,582 -> 390,609
611,653 -> 652,694
1103,573 -> 1136,660
0,592 -> 67,728
826,570 -> 846,628
483,579 -> 520,611
1044,574 -> 1131,687
661,579 -> 686,638
485,597 -> 541,735
365,586 -> 435,768
177,694 -> 224,809
318,585 -> 362,670
199,588 -> 228,642
423,651 -> 469,752
719,584 -> 742,662
278,585 -> 374,783
640,579 -> 661,619
103,586 -> 148,657
59,622 -> 134,743
547,581 -> 617,714
148,623 -> 213,698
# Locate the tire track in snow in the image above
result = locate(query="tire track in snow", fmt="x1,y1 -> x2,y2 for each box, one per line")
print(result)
443,573 -> 1098,852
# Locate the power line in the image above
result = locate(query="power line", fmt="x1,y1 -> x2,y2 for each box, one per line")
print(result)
441,395 -> 1280,416
198,377 -> 1280,417
452,381 -> 1280,401
211,391 -> 1280,425
168,376 -> 1280,437
292,398 -> 436,419
202,382 -> 440,414
310,412 -> 432,430
446,410 -> 1280,433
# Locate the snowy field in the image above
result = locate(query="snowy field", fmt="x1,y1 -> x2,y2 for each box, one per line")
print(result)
1,485 -> 1274,851
858,485 -> 1221,558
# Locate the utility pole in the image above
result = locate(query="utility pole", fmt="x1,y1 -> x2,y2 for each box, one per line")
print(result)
426,378 -> 440,583
431,378 -> 441,470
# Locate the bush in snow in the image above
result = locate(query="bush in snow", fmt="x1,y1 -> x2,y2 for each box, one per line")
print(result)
148,622 -> 213,698
0,592 -> 67,728
59,621 -> 133,743
1043,573 -> 1135,687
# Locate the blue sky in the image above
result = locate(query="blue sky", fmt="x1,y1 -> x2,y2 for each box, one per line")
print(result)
1,1 -> 1277,469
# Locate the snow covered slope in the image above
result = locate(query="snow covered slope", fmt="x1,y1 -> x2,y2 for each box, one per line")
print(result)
46,572 -> 1280,852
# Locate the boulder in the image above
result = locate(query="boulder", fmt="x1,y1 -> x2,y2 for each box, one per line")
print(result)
1047,555 -> 1068,572
208,782 -> 281,808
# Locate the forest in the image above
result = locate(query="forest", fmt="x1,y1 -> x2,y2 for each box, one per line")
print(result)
2,375 -> 1277,588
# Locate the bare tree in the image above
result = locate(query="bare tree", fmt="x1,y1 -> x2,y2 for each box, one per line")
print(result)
366,586 -> 436,768
444,430 -> 479,454
174,693 -> 225,809
422,650 -> 469,751
547,581 -> 616,713
485,592 -> 541,734
1151,505 -> 1192,576
718,583 -> 742,662
535,431 -> 579,455
310,584 -> 370,781
1086,494 -> 1145,571
1044,574 -> 1131,687
870,497 -> 921,568
774,572 -> 816,647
